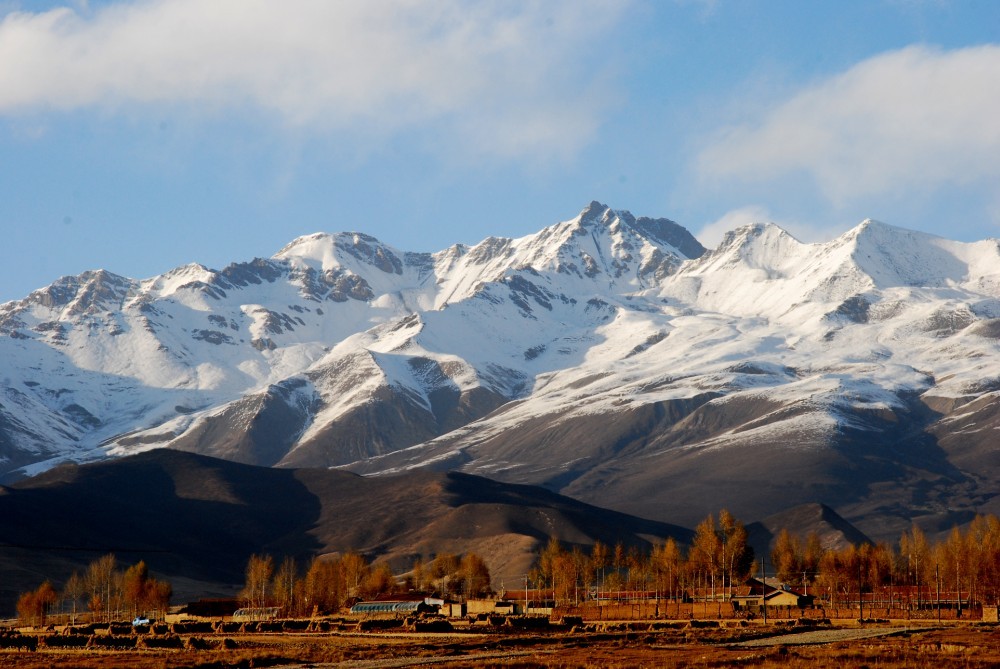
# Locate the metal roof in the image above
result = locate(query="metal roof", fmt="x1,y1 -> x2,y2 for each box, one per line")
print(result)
350,600 -> 424,614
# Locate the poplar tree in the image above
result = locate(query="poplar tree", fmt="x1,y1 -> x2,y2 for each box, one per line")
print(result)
242,554 -> 274,610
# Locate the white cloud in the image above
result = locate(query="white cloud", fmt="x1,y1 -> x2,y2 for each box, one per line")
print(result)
696,205 -> 834,250
0,0 -> 628,159
696,206 -> 770,249
697,45 -> 1000,204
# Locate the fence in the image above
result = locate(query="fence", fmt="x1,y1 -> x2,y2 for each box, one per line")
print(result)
553,600 -> 985,622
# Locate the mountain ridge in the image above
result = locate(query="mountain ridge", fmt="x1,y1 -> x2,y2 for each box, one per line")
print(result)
0,448 -> 693,613
3,202 -> 1000,545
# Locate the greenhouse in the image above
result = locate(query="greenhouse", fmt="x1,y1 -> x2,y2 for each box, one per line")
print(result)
349,599 -> 434,615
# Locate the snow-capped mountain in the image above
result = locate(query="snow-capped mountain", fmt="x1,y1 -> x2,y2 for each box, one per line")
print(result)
3,201 -> 1000,540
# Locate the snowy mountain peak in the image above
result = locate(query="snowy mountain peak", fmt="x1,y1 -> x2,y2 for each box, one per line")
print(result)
573,201 -> 705,260
684,222 -> 801,277
275,231 -> 405,276
19,269 -> 135,316
837,218 -> 969,289
10,202 -> 1000,542
578,200 -> 612,225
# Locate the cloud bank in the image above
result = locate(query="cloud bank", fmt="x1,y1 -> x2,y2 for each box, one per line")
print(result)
697,45 -> 1000,204
0,0 -> 627,158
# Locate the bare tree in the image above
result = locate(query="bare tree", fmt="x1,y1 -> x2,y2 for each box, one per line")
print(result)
273,556 -> 298,615
342,553 -> 370,599
86,554 -> 118,622
242,554 -> 274,611
720,509 -> 752,600
591,540 -> 608,601
62,571 -> 86,625
691,514 -> 721,602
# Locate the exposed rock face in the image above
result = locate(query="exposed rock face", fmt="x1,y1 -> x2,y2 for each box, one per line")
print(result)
4,203 -> 1000,542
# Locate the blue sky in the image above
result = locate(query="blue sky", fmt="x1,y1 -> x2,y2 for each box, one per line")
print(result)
2,0 -> 999,303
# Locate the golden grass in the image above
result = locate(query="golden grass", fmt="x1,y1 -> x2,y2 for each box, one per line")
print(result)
1,622 -> 999,668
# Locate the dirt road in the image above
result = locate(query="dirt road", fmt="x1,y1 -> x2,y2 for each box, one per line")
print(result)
729,626 -> 920,647
277,648 -> 559,668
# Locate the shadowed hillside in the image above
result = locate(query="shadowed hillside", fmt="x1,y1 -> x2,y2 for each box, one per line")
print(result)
0,449 -> 691,614
745,502 -> 873,568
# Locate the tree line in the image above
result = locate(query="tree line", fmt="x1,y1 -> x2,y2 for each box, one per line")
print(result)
772,514 -> 1000,609
530,509 -> 756,605
239,550 -> 492,616
17,554 -> 171,627
19,511 -> 1000,626
531,511 -> 1000,611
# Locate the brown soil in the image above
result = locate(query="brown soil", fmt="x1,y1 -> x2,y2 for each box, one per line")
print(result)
2,621 -> 1000,668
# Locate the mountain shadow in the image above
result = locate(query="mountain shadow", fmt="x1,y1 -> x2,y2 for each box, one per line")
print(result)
0,449 -> 691,615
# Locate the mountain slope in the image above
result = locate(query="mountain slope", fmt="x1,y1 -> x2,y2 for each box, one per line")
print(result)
746,503 -> 874,562
0,449 -> 690,614
0,202 -> 703,477
4,203 -> 1000,544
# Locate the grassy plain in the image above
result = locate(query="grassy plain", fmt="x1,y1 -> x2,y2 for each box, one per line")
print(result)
2,619 -> 1000,668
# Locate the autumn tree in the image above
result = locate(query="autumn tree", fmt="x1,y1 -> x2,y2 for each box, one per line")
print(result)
626,545 -> 645,595
939,527 -> 968,615
967,515 -> 1000,605
802,531 -> 824,589
423,553 -> 456,596
121,560 -> 171,619
303,556 -> 346,614
342,552 -> 371,599
899,524 -> 931,605
719,509 -> 753,597
867,543 -> 895,590
577,547 -> 595,600
771,528 -> 804,585
690,514 -> 722,599
273,556 -> 298,615
538,538 -> 563,599
148,579 -> 172,619
360,563 -> 397,599
650,538 -> 681,601
86,553 -> 119,622
816,547 -> 844,607
62,571 -> 86,625
610,542 -> 626,591
122,561 -> 150,618
457,552 -> 492,598
242,553 -> 274,610
591,540 -> 609,597
410,557 -> 428,593
17,581 -> 57,628
552,550 -> 581,603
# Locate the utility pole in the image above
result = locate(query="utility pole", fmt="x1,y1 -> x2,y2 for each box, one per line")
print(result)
956,561 -> 962,618
936,563 -> 941,623
859,560 -> 864,621
761,559 -> 767,625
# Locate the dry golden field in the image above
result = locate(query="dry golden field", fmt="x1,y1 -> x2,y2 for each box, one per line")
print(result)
3,618 -> 1000,669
